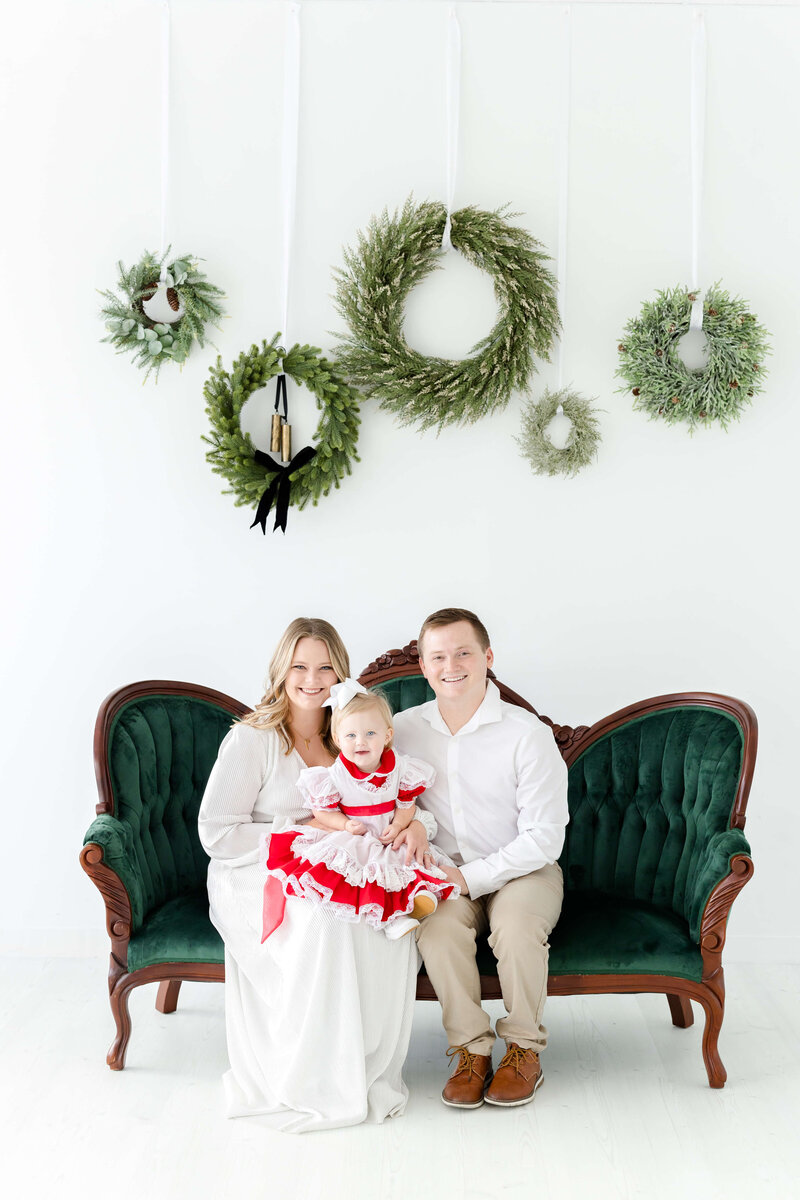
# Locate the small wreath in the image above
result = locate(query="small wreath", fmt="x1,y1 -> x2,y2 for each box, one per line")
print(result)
333,198 -> 559,432
616,284 -> 770,430
100,249 -> 225,379
516,388 -> 601,477
203,334 -> 361,525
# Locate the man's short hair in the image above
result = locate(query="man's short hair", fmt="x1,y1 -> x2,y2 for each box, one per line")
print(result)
418,608 -> 491,656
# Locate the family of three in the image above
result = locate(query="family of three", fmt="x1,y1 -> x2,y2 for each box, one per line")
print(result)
198,608 -> 569,1133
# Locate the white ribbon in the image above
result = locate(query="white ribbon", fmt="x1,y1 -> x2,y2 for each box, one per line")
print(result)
324,679 -> 369,711
280,2 -> 302,350
689,8 -> 706,330
442,6 -> 461,251
159,0 -> 171,281
555,3 -> 572,390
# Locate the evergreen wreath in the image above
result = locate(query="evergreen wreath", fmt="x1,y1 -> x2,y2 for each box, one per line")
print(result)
203,334 -> 361,520
100,249 -> 225,379
516,387 -> 601,477
616,284 -> 770,430
333,198 -> 560,433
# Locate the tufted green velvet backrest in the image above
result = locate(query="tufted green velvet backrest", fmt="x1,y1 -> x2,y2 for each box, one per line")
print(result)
563,706 -> 744,918
105,695 -> 236,922
374,675 -> 435,713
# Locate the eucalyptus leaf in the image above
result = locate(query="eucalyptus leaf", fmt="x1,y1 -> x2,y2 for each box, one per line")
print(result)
147,341 -> 162,356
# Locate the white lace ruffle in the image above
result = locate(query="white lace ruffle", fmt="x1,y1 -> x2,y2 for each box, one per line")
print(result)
297,765 -> 343,811
267,863 -> 457,932
289,835 -> 451,891
397,755 -> 436,793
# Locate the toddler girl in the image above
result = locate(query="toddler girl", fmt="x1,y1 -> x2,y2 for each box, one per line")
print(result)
262,680 -> 458,941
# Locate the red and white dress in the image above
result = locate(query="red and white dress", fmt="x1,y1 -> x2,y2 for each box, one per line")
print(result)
262,748 -> 459,939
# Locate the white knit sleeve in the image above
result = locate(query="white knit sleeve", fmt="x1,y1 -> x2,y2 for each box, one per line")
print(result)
198,724 -> 275,867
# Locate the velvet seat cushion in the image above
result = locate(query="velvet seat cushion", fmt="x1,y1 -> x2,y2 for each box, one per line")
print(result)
127,891 -> 225,972
417,893 -> 703,983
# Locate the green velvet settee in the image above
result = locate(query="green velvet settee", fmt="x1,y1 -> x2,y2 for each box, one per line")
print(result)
81,643 -> 756,1086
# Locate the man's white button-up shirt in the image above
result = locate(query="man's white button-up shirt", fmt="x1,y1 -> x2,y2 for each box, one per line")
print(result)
392,681 -> 569,900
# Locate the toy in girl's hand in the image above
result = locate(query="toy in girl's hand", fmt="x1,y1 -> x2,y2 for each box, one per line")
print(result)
261,682 -> 459,941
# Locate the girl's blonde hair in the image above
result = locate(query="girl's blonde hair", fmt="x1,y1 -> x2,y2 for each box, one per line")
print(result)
331,690 -> 394,749
240,618 -> 351,756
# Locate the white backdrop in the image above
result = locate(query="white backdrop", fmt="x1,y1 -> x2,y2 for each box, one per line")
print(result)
1,0 -> 798,959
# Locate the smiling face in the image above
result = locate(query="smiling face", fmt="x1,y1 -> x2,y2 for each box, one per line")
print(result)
419,620 -> 494,712
283,637 -> 338,715
334,706 -> 393,773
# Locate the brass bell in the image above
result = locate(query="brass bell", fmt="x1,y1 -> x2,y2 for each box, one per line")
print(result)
281,423 -> 292,463
270,413 -> 282,454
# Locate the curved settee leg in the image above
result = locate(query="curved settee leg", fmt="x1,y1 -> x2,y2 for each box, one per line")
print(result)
108,972 -> 137,1071
667,993 -> 694,1028
697,985 -> 727,1088
156,980 -> 182,1014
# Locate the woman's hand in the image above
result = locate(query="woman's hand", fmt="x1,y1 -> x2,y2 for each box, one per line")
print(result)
345,819 -> 367,835
391,819 -> 433,868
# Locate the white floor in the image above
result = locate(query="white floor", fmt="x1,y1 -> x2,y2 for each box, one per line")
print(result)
1,958 -> 798,1200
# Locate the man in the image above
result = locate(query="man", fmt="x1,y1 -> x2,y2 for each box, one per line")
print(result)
392,607 -> 569,1109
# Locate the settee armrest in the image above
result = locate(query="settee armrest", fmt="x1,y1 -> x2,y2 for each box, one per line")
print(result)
82,815 -> 145,932
685,828 -> 752,941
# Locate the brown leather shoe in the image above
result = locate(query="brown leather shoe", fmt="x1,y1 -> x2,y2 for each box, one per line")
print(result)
484,1043 -> 543,1107
441,1046 -> 493,1109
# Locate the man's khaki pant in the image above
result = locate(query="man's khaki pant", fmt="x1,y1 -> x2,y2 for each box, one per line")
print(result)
416,863 -> 564,1056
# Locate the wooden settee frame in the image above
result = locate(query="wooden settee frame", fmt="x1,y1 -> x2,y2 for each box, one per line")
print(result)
81,645 -> 756,1085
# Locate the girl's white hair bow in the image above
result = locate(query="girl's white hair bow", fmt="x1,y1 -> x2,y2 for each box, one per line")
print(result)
323,678 -> 369,710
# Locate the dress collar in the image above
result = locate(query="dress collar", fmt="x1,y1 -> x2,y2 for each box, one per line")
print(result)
421,680 -> 502,736
339,747 -> 396,782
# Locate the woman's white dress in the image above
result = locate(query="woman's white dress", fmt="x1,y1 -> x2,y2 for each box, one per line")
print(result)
198,722 -> 428,1134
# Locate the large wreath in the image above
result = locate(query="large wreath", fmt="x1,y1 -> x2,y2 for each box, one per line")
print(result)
100,250 -> 225,379
203,335 -> 361,524
616,284 -> 770,430
517,387 -> 602,477
333,199 -> 560,432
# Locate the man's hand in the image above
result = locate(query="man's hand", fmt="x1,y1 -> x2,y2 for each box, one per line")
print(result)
440,865 -> 469,896
391,819 -> 433,868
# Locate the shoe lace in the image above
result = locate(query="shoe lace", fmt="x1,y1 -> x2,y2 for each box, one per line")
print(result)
498,1044 -> 537,1076
446,1045 -> 480,1078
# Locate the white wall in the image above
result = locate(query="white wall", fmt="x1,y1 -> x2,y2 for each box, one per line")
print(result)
2,0 -> 798,960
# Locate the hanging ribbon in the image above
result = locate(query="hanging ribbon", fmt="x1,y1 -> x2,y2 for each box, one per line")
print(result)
555,3 -> 573,395
281,2 -> 301,346
689,8 -> 706,331
274,373 -> 288,420
159,0 -> 171,282
250,445 -> 317,534
441,6 -> 461,251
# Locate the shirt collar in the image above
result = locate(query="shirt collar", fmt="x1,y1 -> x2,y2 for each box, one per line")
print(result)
421,680 -> 503,737
339,747 -> 396,781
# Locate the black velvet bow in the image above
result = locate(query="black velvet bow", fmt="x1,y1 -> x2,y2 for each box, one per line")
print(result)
250,445 -> 317,535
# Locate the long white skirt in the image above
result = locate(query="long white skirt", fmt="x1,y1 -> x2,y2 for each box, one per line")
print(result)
207,858 -> 419,1133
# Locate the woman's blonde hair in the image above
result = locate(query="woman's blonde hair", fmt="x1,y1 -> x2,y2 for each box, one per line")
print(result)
331,690 -> 394,749
240,618 -> 351,756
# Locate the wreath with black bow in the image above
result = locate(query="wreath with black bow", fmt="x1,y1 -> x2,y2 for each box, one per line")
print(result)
203,335 -> 361,534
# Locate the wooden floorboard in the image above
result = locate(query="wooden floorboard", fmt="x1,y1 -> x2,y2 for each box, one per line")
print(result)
0,958 -> 797,1200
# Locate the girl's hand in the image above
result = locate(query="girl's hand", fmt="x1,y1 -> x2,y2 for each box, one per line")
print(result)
345,819 -> 367,835
379,821 -> 401,844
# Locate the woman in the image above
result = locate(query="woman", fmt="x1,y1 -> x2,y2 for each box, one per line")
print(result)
198,618 -> 434,1133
